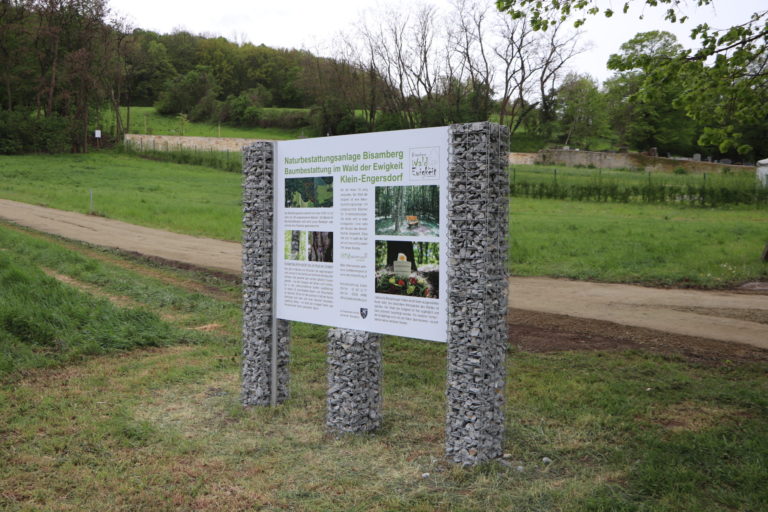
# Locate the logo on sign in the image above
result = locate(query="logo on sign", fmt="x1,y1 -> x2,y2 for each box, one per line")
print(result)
409,146 -> 439,180
360,308 -> 368,319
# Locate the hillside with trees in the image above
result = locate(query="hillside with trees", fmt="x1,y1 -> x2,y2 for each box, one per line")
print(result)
0,0 -> 765,161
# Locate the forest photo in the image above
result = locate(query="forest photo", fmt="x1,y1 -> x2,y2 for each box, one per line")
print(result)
285,177 -> 334,208
284,230 -> 333,262
375,185 -> 439,237
374,241 -> 439,299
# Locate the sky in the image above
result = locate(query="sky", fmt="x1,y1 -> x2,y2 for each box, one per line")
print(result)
108,0 -> 766,83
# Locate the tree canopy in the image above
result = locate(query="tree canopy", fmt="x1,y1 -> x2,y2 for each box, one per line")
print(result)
497,0 -> 768,156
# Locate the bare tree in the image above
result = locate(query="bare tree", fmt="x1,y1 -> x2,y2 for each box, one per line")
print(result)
336,1 -> 583,132
451,0 -> 495,121
493,15 -> 540,133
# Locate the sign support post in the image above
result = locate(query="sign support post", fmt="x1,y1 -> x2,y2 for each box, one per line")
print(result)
242,142 -> 291,406
270,143 -> 280,407
241,123 -> 509,465
444,122 -> 510,465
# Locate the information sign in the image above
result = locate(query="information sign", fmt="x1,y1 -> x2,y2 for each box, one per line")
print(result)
275,127 -> 448,342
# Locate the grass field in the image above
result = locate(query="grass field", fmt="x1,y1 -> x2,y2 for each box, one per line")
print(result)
510,164 -> 766,206
511,163 -> 758,186
107,106 -> 310,140
0,152 -> 243,240
510,199 -> 768,286
1,151 -> 766,287
1,222 -> 766,511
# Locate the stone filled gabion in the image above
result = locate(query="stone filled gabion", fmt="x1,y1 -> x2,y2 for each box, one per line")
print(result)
242,142 -> 291,406
445,122 -> 510,465
326,328 -> 383,433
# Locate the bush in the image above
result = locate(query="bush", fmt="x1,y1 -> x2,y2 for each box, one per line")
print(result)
311,100 -> 367,136
155,67 -> 220,117
257,108 -> 311,130
0,110 -> 69,154
673,167 -> 687,175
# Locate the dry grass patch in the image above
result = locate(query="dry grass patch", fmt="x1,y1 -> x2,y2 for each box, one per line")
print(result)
651,400 -> 751,432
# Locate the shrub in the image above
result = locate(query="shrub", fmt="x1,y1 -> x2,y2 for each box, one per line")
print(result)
0,110 -> 69,154
673,167 -> 687,175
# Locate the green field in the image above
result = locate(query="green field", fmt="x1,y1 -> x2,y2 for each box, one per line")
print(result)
510,164 -> 766,206
0,223 -> 766,511
510,199 -> 768,286
0,152 -> 243,240
107,106 -> 310,140
1,151 -> 766,286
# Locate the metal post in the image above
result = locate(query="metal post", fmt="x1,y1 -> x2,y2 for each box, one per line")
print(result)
270,144 -> 279,407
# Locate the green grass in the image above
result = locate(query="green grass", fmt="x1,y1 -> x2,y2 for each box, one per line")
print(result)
1,291 -> 766,508
0,246 -> 176,376
109,106 -> 310,140
0,151 -> 244,240
509,198 -> 768,286
118,143 -> 243,173
0,223 -> 241,330
1,153 -> 766,287
510,165 -> 766,206
0,222 -> 766,510
0,222 -> 242,378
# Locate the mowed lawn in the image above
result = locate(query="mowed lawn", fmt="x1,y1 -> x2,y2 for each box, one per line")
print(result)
0,223 -> 766,511
510,199 -> 768,286
0,151 -> 766,286
0,152 -> 243,240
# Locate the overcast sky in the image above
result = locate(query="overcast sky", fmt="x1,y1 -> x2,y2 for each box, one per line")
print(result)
108,0 -> 765,83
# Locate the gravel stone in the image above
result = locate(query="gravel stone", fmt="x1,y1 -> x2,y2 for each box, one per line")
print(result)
241,142 -> 291,406
326,328 -> 383,433
445,122 -> 509,465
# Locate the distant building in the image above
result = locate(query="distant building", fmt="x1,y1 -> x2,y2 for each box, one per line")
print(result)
758,158 -> 768,187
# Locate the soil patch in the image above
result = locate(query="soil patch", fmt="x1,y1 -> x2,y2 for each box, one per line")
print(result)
508,308 -> 768,365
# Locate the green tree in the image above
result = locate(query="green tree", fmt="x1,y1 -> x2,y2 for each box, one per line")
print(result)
197,36 -> 238,98
154,66 -> 220,121
496,0 -> 768,158
124,32 -> 177,106
159,30 -> 199,75
605,31 -> 698,155
556,73 -> 609,149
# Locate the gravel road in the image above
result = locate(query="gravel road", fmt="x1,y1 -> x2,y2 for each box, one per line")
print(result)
2,198 -> 766,350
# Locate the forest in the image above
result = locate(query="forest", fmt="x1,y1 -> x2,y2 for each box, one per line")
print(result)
375,186 -> 439,237
0,0 -> 766,160
284,177 -> 333,208
284,230 -> 333,263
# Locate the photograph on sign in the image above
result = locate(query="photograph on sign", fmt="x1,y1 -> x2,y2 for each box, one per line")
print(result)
284,176 -> 333,208
284,230 -> 333,262
375,185 -> 439,237
274,127 -> 448,342
374,241 -> 439,299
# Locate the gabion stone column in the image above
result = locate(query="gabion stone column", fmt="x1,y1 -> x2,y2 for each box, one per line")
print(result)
242,142 -> 291,406
326,328 -> 383,433
445,122 -> 510,465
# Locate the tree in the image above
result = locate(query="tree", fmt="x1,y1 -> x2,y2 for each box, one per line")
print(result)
125,32 -> 178,106
605,31 -> 698,155
496,0 -> 768,157
154,66 -> 220,120
556,73 -> 609,148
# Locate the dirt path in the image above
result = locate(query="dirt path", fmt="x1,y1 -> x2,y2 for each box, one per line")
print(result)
0,199 -> 240,274
509,277 -> 768,349
2,198 -> 767,351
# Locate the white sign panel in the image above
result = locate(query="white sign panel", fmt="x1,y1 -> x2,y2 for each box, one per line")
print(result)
275,127 -> 449,342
